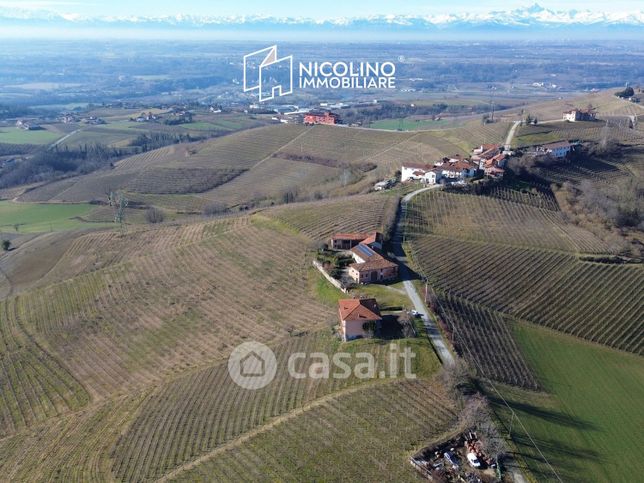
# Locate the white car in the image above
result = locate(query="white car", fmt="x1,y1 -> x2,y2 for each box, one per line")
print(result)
467,452 -> 482,468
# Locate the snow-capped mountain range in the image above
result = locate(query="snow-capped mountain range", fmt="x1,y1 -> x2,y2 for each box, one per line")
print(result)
0,4 -> 642,37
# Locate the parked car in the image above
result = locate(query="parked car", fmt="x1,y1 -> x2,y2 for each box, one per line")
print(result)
444,451 -> 460,469
410,310 -> 421,317
467,452 -> 482,468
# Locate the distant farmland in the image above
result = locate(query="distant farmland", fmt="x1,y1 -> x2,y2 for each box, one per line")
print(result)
0,200 -> 105,233
0,128 -> 61,145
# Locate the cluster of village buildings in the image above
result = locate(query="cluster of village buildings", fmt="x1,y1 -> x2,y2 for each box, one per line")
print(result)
322,231 -> 400,341
400,143 -> 508,185
15,119 -> 42,131
333,108 -> 590,341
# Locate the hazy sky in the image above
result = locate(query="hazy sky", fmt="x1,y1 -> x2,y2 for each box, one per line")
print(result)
0,0 -> 642,18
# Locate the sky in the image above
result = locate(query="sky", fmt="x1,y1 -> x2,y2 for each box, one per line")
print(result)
0,0 -> 642,18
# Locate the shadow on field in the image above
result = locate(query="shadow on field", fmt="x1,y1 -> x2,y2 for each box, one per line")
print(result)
488,395 -> 598,431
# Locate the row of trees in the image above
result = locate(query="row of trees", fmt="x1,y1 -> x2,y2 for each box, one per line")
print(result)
0,144 -> 123,189
129,132 -> 198,152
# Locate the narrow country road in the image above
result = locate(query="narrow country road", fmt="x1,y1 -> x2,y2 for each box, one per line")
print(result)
504,121 -> 521,151
395,186 -> 529,483
49,128 -> 81,149
391,185 -> 455,366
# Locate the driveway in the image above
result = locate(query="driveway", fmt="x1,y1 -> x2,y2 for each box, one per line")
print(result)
392,185 -> 455,366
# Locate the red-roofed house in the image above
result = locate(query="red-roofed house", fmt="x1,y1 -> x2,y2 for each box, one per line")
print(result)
330,231 -> 383,251
338,298 -> 382,341
348,243 -> 398,284
437,160 -> 478,180
485,165 -> 505,178
304,111 -> 339,125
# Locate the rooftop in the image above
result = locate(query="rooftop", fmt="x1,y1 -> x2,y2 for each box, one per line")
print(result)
338,298 -> 381,322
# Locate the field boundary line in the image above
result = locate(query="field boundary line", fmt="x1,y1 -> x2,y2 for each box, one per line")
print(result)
156,378 -> 397,482
248,125 -> 313,170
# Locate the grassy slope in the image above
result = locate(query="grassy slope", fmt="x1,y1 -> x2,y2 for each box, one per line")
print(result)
0,128 -> 61,145
0,200 -> 109,233
491,323 -> 644,483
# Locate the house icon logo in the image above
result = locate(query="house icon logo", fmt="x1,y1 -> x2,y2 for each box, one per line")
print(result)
243,45 -> 293,102
228,341 -> 277,389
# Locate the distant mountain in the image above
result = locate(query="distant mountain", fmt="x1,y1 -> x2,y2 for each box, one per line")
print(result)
0,3 -> 642,39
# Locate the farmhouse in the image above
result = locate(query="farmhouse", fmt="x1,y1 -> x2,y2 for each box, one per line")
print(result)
331,231 -> 383,251
401,163 -> 442,185
471,144 -> 504,168
535,140 -> 573,158
435,158 -> 479,180
338,298 -> 382,341
484,165 -> 505,178
15,120 -> 41,130
563,108 -> 597,122
59,114 -> 78,124
304,111 -> 339,125
348,243 -> 398,284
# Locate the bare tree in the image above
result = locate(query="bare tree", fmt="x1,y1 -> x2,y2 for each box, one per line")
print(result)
440,356 -> 473,400
203,201 -> 228,216
145,207 -> 165,224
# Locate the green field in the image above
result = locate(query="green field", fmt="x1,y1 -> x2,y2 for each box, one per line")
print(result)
0,128 -> 61,145
0,200 -> 103,233
492,323 -> 644,483
369,117 -> 451,130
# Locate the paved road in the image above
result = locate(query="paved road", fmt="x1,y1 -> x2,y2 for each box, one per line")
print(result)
392,185 -> 455,366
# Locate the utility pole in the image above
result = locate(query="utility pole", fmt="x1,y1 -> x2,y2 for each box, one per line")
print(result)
108,191 -> 129,235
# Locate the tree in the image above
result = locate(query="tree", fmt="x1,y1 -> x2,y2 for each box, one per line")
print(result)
440,356 -> 473,399
615,86 -> 634,98
203,201 -> 228,216
1,239 -> 10,251
399,312 -> 417,338
145,207 -> 165,224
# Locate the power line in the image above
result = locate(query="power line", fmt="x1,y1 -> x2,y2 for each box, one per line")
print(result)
401,194 -> 564,482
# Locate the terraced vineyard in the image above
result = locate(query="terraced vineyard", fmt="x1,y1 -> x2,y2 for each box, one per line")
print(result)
266,193 -> 399,242
426,121 -> 511,153
0,297 -> 90,436
17,125 -> 309,203
525,156 -> 633,185
499,90 -> 644,122
406,190 -> 609,253
409,235 -> 644,354
112,333 -> 438,481
0,394 -> 146,482
481,185 -> 559,210
1,219 -> 335,406
125,167 -> 245,194
190,124 -> 308,168
199,157 -> 341,206
514,121 -> 644,149
276,125 -> 413,164
168,378 -> 457,482
39,217 -> 248,284
435,295 -> 540,389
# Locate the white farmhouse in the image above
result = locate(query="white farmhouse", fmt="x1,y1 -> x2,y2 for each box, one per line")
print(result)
536,141 -> 572,159
401,163 -> 441,185
435,159 -> 479,180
